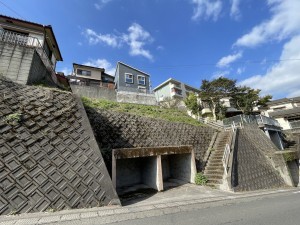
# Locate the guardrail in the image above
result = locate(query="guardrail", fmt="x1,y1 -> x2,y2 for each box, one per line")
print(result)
222,122 -> 239,174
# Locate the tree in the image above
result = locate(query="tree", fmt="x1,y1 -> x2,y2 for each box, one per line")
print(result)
184,93 -> 202,115
234,87 -> 272,114
199,77 -> 237,121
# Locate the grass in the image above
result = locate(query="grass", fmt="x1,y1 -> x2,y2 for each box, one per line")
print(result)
82,97 -> 203,126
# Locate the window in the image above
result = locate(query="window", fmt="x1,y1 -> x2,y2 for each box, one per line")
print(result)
125,73 -> 133,83
137,75 -> 146,85
77,69 -> 91,76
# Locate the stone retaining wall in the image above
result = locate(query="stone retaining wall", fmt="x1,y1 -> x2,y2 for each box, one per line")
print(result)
232,125 -> 288,191
85,107 -> 215,172
0,78 -> 119,215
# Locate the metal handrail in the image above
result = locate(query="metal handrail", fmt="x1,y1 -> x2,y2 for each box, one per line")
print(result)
0,30 -> 58,84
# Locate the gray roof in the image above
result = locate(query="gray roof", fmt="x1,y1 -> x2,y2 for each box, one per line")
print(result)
153,78 -> 200,92
269,107 -> 300,118
117,61 -> 150,76
267,96 -> 300,106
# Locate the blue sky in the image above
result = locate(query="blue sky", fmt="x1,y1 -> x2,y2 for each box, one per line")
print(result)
1,0 -> 300,99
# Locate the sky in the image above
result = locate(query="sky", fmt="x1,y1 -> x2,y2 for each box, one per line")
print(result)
1,0 -> 300,99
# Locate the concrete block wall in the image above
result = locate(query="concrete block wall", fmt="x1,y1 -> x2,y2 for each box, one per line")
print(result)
70,85 -> 117,101
116,91 -> 157,106
0,42 -> 34,84
0,78 -> 119,215
232,125 -> 288,192
85,107 -> 215,171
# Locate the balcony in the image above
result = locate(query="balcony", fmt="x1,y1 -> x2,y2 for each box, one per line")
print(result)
171,88 -> 182,97
201,108 -> 212,115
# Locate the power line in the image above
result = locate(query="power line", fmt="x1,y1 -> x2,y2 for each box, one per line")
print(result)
0,0 -> 25,20
141,58 -> 300,69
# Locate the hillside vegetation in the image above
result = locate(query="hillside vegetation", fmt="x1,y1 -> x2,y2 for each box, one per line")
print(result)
82,97 -> 203,126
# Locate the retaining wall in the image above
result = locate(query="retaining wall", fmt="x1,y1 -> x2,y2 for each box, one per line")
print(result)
232,125 -> 289,191
84,107 -> 215,172
0,78 -> 119,215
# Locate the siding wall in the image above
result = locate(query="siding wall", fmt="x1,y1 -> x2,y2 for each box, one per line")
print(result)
116,63 -> 150,91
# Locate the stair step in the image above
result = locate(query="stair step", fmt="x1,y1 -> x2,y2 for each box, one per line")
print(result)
205,174 -> 223,180
206,183 -> 220,188
206,178 -> 223,184
206,165 -> 223,170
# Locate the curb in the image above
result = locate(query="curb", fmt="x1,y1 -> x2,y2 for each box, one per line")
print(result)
0,187 -> 297,225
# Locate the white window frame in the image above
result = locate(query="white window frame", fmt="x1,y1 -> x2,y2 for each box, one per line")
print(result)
125,73 -> 134,83
137,75 -> 146,86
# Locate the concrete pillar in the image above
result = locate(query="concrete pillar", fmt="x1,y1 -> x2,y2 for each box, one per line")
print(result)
276,131 -> 284,150
264,129 -> 270,138
156,155 -> 164,191
142,156 -> 163,191
112,153 -> 116,189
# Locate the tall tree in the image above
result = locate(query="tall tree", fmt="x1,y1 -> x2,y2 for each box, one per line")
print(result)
234,87 -> 272,114
199,77 -> 237,121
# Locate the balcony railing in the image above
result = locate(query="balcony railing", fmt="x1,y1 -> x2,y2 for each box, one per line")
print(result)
289,120 -> 300,129
0,30 -> 57,84
223,114 -> 281,128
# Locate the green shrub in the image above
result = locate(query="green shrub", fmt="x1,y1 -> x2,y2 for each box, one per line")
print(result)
5,113 -> 22,125
82,97 -> 204,126
195,172 -> 208,185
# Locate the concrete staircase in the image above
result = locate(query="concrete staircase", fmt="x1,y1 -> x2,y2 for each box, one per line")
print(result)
204,131 -> 231,188
284,140 -> 297,151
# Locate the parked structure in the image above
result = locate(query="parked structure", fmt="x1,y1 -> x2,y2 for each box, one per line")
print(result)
153,78 -> 200,102
262,97 -> 300,130
70,63 -> 114,89
114,62 -> 156,105
0,14 -> 63,86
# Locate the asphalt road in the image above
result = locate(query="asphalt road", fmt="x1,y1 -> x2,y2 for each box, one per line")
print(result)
110,190 -> 300,225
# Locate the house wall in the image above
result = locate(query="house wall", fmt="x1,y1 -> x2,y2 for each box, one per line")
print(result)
27,50 -> 56,86
276,117 -> 291,130
74,65 -> 103,81
154,83 -> 172,101
0,41 -> 34,84
116,63 -> 150,91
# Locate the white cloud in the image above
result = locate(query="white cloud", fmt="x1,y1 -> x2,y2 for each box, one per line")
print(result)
235,0 -> 300,47
84,29 -> 120,47
191,0 -> 222,21
236,67 -> 245,75
157,45 -> 164,51
122,23 -> 153,60
211,70 -> 230,79
216,51 -> 242,68
83,23 -> 153,60
239,35 -> 300,98
84,58 -> 115,75
94,0 -> 112,10
56,67 -> 72,76
230,0 -> 241,20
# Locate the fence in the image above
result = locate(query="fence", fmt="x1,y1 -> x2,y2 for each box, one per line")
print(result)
223,114 -> 280,127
